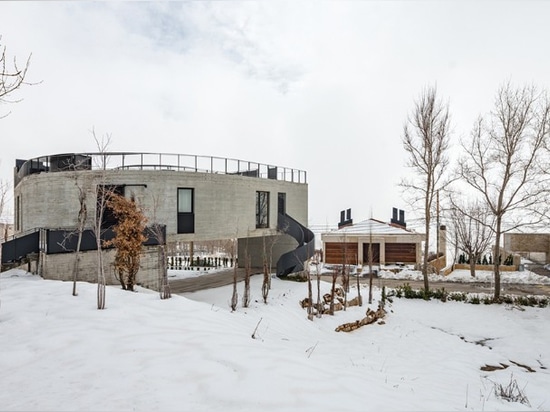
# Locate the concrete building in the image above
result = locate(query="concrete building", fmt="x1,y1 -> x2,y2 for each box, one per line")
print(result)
321,209 -> 424,267
2,152 -> 313,287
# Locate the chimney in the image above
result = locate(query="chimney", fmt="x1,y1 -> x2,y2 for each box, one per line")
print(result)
338,208 -> 353,228
390,208 -> 407,228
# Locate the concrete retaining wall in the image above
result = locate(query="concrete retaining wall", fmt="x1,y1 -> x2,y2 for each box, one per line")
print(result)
40,246 -> 161,290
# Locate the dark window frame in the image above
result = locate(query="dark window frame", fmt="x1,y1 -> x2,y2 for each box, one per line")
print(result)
256,191 -> 270,229
277,192 -> 286,215
98,185 -> 125,230
177,187 -> 195,234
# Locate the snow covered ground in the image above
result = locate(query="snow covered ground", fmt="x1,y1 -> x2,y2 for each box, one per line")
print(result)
1,268 -> 549,411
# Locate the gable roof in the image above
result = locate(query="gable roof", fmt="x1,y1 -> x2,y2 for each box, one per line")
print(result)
322,218 -> 421,236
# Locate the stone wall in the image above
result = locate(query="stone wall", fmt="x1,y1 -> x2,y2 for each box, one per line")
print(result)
503,233 -> 550,264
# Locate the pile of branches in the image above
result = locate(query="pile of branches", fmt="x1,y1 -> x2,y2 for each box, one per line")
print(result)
299,287 -> 361,315
335,302 -> 386,333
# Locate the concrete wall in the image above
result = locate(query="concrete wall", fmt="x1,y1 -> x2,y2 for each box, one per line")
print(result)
504,233 -> 550,264
237,233 -> 298,269
14,169 -> 308,242
40,246 -> 161,290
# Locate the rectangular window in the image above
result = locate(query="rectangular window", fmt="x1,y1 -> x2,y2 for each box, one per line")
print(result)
177,188 -> 194,233
15,196 -> 20,231
98,185 -> 125,229
277,192 -> 286,215
178,188 -> 193,213
256,191 -> 269,228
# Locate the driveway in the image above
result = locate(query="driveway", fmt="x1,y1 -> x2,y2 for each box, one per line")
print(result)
171,269 -> 550,296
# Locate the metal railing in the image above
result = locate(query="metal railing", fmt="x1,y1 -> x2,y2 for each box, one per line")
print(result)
15,152 -> 307,186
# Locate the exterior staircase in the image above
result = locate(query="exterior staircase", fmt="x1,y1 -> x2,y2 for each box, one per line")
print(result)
276,213 -> 315,277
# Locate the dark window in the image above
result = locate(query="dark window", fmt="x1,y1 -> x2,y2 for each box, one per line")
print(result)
98,185 -> 125,229
177,188 -> 194,234
15,196 -> 20,231
362,243 -> 381,264
256,191 -> 269,228
278,192 -> 286,215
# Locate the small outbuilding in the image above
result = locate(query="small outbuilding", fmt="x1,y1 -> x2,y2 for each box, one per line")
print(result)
321,208 -> 423,267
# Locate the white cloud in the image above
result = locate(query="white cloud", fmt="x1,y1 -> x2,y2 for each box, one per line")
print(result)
1,1 -> 549,226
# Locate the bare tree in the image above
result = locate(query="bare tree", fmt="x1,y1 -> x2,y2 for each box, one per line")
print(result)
0,178 -> 9,266
0,179 -> 8,221
0,37 -> 32,251
1,36 -> 32,118
456,82 -> 550,300
401,85 -> 452,295
328,267 -> 338,315
367,223 -> 374,304
230,266 -> 238,312
261,236 -> 270,304
72,182 -> 88,296
447,199 -> 495,278
241,235 -> 252,308
91,131 -> 113,310
150,194 -> 171,299
313,250 -> 323,318
242,251 -> 251,308
306,259 -> 313,320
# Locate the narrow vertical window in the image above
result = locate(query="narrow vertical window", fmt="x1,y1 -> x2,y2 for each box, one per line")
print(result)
277,192 -> 286,215
256,191 -> 269,228
177,188 -> 194,233
15,196 -> 20,231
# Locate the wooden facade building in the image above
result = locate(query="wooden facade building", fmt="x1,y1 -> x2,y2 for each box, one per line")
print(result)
321,216 -> 423,267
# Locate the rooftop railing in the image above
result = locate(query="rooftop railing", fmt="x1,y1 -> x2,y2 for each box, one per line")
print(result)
14,152 -> 307,186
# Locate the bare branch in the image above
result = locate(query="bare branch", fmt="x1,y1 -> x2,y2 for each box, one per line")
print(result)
401,85 -> 452,293
455,82 -> 550,300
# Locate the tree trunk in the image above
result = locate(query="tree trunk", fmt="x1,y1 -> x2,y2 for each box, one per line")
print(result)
316,264 -> 322,317
423,217 -> 430,295
158,245 -> 171,299
329,271 -> 337,315
493,216 -> 502,301
97,244 -> 106,310
469,256 -> 476,278
230,262 -> 238,312
72,201 -> 86,297
307,267 -> 313,320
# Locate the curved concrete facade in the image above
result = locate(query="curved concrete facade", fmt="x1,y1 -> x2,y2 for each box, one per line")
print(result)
13,153 -> 308,245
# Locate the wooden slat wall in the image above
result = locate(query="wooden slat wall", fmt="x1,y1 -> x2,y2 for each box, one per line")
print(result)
324,242 -> 358,264
385,243 -> 416,263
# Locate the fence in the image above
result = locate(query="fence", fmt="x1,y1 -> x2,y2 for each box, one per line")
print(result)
1,225 -> 166,266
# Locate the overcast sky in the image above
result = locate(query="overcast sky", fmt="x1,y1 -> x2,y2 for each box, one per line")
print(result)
1,1 -> 549,229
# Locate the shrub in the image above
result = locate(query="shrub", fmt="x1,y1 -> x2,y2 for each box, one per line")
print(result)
469,295 -> 481,304
448,292 -> 467,302
537,297 -> 548,308
502,295 -> 514,304
431,287 -> 448,302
